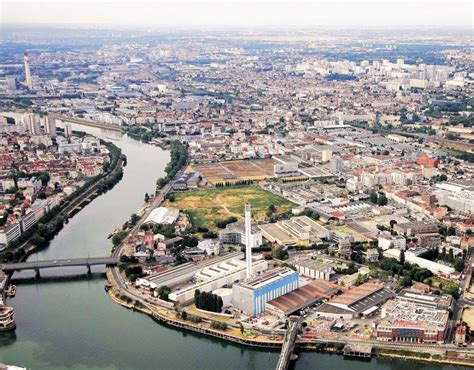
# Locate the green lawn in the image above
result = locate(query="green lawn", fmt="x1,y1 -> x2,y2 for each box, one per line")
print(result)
162,186 -> 295,231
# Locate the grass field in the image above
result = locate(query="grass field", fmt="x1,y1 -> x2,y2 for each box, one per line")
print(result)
162,186 -> 296,231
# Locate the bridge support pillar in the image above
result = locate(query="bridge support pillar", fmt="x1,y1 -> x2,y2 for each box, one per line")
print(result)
87,265 -> 91,275
35,269 -> 40,278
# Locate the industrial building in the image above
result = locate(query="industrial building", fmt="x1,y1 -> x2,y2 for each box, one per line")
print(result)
293,258 -> 335,280
232,267 -> 299,316
314,282 -> 394,319
378,232 -> 406,250
266,279 -> 340,318
377,298 -> 449,344
168,259 -> 268,304
397,289 -> 453,310
258,215 -> 331,246
218,222 -> 262,248
394,221 -> 438,236
143,207 -> 179,226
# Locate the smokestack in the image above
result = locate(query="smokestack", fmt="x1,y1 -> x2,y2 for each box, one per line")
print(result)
23,52 -> 32,90
245,203 -> 252,279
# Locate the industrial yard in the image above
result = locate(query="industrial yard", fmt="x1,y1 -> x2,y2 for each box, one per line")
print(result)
186,159 -> 275,185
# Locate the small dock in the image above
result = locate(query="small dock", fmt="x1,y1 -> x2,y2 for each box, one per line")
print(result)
343,344 -> 373,358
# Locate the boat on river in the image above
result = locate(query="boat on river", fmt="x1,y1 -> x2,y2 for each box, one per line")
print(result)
0,305 -> 16,331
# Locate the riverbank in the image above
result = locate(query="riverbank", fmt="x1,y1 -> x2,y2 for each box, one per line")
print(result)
106,273 -> 474,368
0,139 -> 125,264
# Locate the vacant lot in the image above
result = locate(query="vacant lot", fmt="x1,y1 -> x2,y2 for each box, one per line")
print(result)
162,186 -> 295,231
187,159 -> 274,184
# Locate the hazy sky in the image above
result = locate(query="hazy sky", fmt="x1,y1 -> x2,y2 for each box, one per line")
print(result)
1,0 -> 472,28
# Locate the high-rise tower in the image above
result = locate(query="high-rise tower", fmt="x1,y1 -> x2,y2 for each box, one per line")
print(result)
23,53 -> 32,89
245,203 -> 252,279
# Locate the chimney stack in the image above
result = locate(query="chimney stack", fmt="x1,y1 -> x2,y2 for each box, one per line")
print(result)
245,203 -> 252,279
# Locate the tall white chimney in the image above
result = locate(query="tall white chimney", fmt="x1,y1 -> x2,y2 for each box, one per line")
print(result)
245,203 -> 252,279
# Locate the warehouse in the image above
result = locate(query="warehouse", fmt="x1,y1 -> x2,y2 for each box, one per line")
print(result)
294,258 -> 335,280
314,282 -> 394,319
258,216 -> 330,246
266,279 -> 340,318
143,207 -> 179,226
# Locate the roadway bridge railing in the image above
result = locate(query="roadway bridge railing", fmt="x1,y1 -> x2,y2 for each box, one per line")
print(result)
2,256 -> 119,276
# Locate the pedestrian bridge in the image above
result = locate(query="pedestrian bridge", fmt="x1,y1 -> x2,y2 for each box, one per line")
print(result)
2,256 -> 119,276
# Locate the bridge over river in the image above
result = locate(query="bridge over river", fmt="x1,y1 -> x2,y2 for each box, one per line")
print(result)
2,256 -> 119,277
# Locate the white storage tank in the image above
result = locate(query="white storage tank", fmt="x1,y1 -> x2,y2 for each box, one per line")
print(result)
212,288 -> 233,307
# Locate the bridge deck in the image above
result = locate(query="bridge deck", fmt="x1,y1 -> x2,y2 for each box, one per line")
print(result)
2,257 -> 119,271
275,316 -> 300,370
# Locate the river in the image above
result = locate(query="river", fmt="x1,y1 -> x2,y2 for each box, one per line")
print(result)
0,125 -> 463,370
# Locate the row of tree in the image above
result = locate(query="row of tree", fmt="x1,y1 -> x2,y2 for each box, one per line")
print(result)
215,216 -> 238,229
214,180 -> 254,187
156,140 -> 188,189
194,289 -> 223,313
369,191 -> 388,206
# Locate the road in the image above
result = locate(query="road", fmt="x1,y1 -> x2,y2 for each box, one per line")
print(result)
2,256 -> 119,271
109,155 -> 190,297
446,246 -> 473,343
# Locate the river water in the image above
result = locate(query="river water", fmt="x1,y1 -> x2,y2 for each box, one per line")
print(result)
0,125 -> 463,370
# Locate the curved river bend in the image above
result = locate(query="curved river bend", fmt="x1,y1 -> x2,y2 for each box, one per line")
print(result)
0,125 -> 463,370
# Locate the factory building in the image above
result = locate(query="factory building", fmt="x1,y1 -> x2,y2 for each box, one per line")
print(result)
314,282 -> 394,319
266,279 -> 340,318
218,222 -> 262,248
293,258 -> 335,280
168,259 -> 268,304
258,215 -> 331,247
232,268 -> 299,316
377,298 -> 449,344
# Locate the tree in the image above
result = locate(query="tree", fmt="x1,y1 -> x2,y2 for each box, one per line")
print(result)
130,213 -> 140,225
377,194 -> 388,206
399,249 -> 405,265
401,276 -> 412,287
158,285 -> 171,301
181,311 -> 188,320
266,204 -> 277,217
240,323 -> 244,334
112,230 -> 128,246
453,259 -> 465,272
369,191 -> 378,204
355,273 -> 368,286
272,246 -> 288,260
